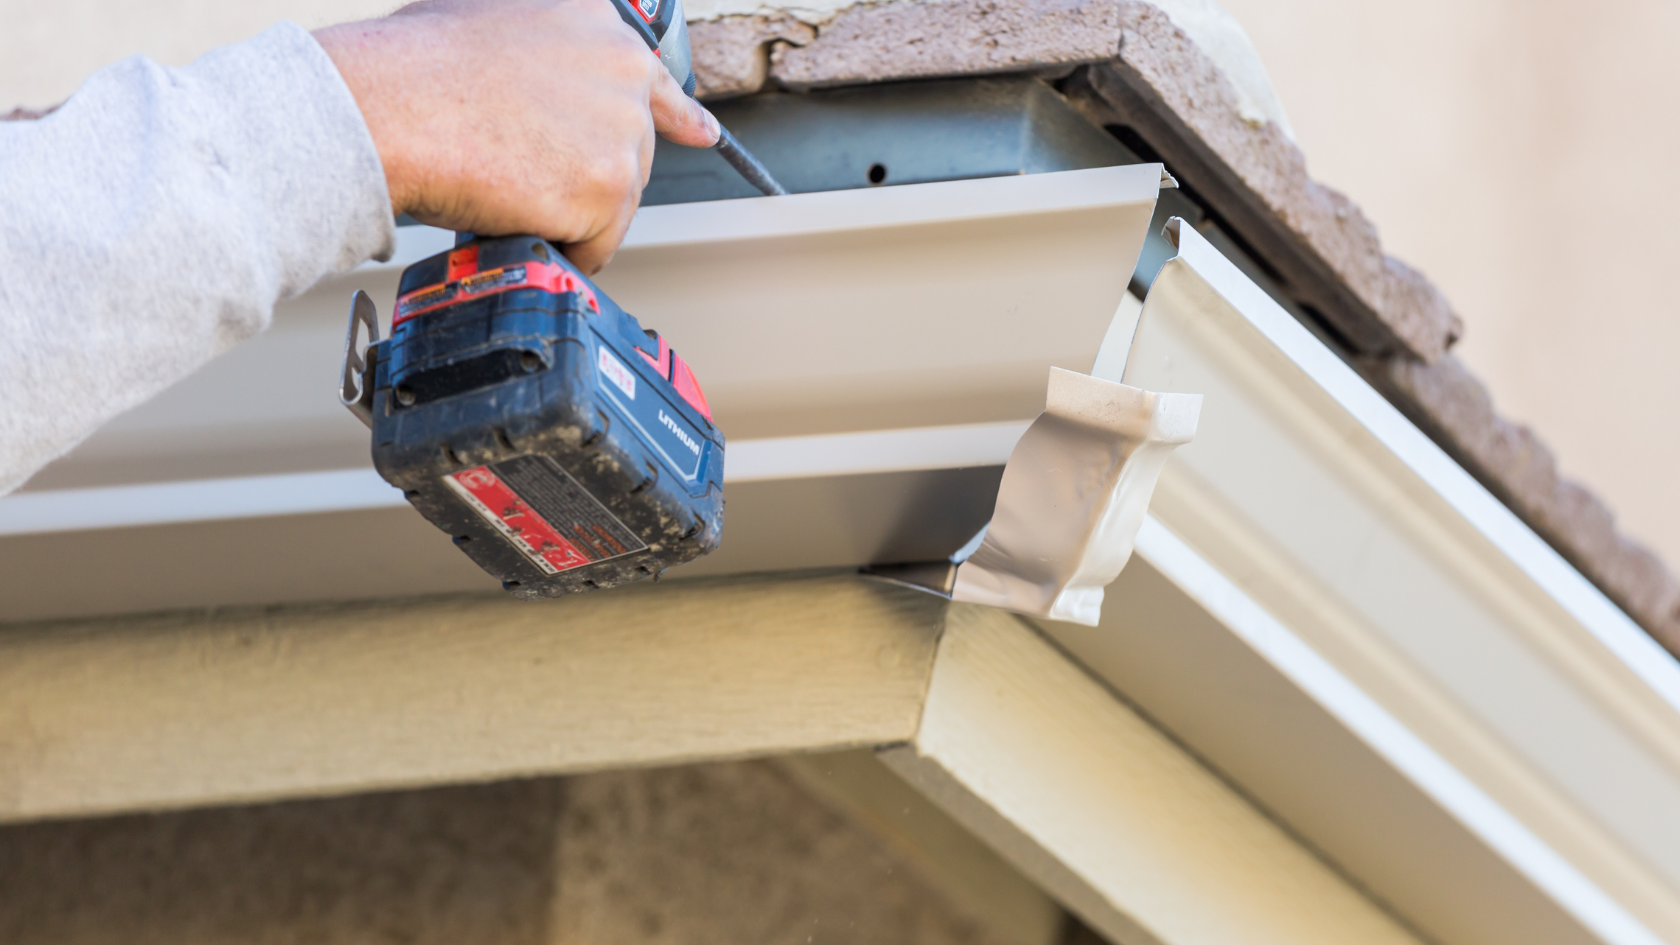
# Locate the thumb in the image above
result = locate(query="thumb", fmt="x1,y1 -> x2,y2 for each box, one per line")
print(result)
649,62 -> 719,148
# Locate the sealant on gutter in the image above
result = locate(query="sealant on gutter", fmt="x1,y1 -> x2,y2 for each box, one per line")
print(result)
951,367 -> 1201,626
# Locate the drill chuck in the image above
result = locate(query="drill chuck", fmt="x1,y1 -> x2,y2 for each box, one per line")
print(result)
610,0 -> 787,197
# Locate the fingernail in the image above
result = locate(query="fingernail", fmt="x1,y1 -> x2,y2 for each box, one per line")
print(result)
702,108 -> 720,145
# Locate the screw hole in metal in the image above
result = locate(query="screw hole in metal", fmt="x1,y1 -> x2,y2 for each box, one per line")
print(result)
867,163 -> 887,185
394,385 -> 416,406
519,350 -> 543,373
502,580 -> 521,590
452,535 -> 473,546
530,241 -> 550,261
494,427 -> 515,450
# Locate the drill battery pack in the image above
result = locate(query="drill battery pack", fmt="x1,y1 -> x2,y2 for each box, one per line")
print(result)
342,235 -> 725,598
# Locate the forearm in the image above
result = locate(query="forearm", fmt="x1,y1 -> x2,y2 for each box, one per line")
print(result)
0,23 -> 394,494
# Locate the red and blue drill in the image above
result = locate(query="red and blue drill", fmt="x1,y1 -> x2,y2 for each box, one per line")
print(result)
338,0 -> 783,598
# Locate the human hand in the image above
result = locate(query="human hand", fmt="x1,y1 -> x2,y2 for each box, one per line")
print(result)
314,0 -> 719,274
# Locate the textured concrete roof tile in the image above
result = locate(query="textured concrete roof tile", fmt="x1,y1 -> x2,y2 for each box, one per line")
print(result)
691,13 -> 816,100
768,0 -> 1123,90
1373,354 -> 1680,653
1104,2 -> 1462,362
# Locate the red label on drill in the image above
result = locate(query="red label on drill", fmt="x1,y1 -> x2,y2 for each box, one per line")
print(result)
443,456 -> 646,575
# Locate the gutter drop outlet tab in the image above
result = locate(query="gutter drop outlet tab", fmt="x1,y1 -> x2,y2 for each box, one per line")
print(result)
952,368 -> 1201,626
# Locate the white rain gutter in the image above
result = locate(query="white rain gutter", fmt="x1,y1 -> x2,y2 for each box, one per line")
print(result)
4,169 -> 1677,945
0,166 -> 1162,618
1036,219 -> 1680,945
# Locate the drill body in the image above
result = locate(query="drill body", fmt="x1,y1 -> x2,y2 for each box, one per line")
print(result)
341,0 -> 778,598
355,236 -> 724,598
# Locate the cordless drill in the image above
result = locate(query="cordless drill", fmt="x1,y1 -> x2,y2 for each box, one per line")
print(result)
338,0 -> 785,599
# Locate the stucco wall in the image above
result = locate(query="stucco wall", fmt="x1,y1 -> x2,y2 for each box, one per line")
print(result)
0,762 -> 1026,945
0,0 -> 388,108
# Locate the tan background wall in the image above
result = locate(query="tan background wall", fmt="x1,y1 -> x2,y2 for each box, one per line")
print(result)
1218,0 -> 1680,570
4,0 -> 1675,569
0,1 -> 390,108
0,761 -> 1028,945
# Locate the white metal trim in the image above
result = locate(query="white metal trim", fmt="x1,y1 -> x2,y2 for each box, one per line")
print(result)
617,164 -> 1169,248
1108,220 -> 1680,943
1134,516 -> 1665,945
0,421 -> 1029,537
0,469 -> 406,536
360,165 -> 1166,270
1158,221 -> 1680,717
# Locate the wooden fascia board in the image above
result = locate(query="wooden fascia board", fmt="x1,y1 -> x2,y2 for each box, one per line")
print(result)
0,566 -> 1452,945
0,573 -> 946,823
882,602 -> 1423,945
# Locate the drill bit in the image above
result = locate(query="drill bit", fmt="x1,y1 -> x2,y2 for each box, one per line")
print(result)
714,125 -> 787,197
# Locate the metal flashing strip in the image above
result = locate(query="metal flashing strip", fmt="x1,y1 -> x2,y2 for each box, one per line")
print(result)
0,421 -> 1030,538
641,77 -> 1138,205
1063,219 -> 1680,945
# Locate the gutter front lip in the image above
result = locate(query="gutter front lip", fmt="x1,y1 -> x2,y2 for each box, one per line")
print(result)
616,163 -> 1169,248
1105,218 -> 1680,945
0,420 -> 1032,537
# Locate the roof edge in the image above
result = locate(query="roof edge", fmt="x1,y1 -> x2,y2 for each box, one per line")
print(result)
686,0 -> 1680,657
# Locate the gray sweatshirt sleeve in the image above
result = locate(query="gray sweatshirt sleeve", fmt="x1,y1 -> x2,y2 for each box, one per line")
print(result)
0,22 -> 396,495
